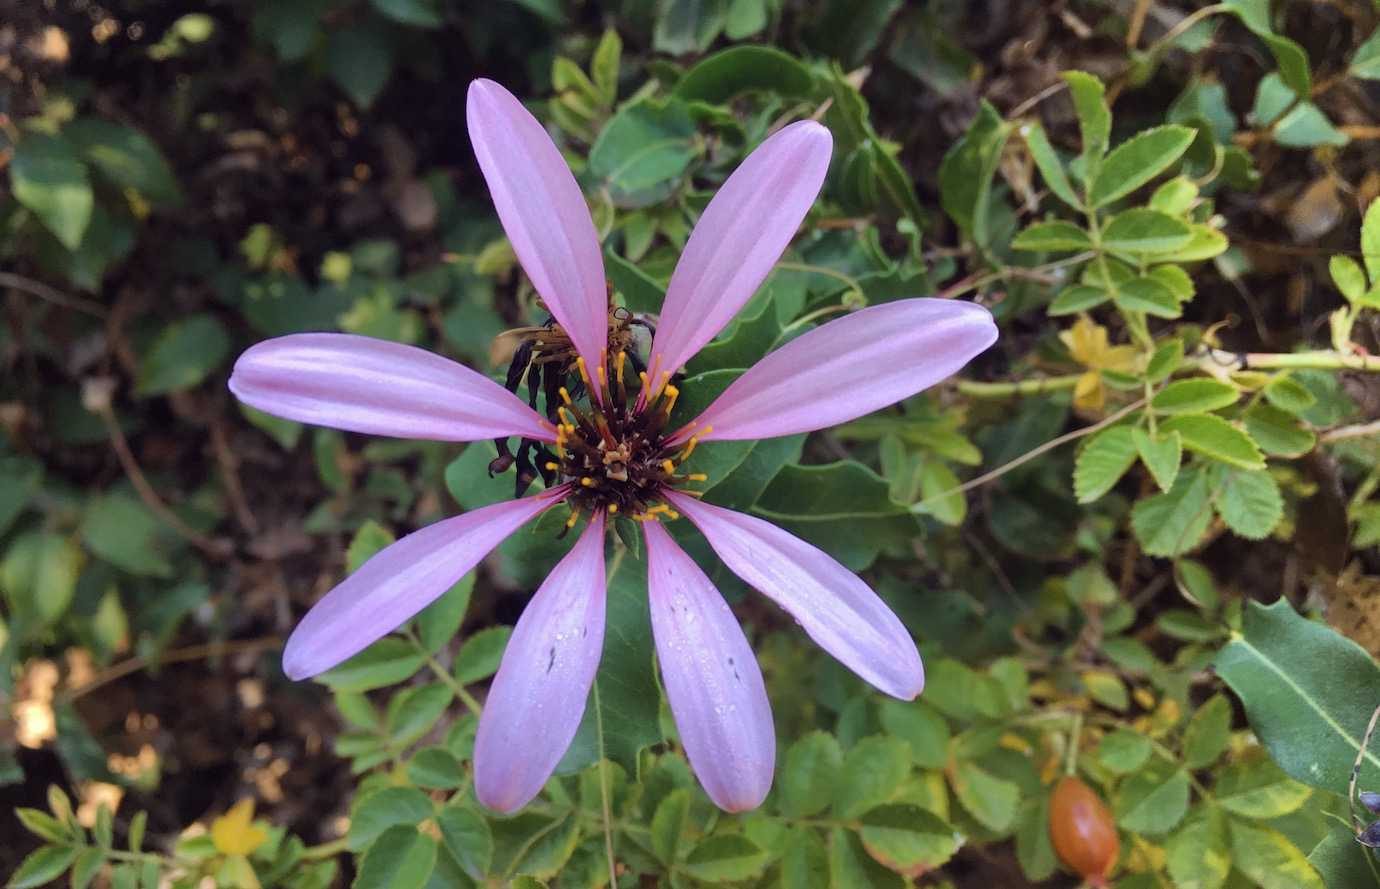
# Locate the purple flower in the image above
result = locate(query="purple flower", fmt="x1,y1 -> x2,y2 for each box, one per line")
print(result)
229,78 -> 997,814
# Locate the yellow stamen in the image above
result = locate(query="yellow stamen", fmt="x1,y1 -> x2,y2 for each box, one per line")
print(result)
686,473 -> 707,482
608,503 -> 619,515
558,387 -> 573,405
661,460 -> 676,474
545,462 -> 559,471
665,509 -> 680,520
678,436 -> 701,461
581,477 -> 594,487
615,350 -> 626,382
661,385 -> 679,414
576,356 -> 591,387
566,509 -> 581,529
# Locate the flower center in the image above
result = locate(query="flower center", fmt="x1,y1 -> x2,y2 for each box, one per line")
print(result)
549,352 -> 708,526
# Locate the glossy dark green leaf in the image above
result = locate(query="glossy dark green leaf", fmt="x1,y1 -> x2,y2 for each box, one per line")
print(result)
65,118 -> 182,206
11,133 -> 92,249
672,45 -> 814,102
589,99 -> 698,208
135,314 -> 231,396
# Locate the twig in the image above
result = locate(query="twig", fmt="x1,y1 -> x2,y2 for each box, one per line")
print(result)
210,415 -> 260,534
1009,81 -> 1069,120
95,401 -> 234,558
914,398 -> 1148,511
1322,420 -> 1380,444
0,271 -> 108,317
64,636 -> 283,701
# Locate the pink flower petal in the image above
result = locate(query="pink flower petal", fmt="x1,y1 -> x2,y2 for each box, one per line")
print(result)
474,513 -> 607,813
229,333 -> 554,443
677,298 -> 996,442
467,79 -> 608,379
282,491 -> 562,680
645,121 -> 832,382
667,492 -> 923,700
642,520 -> 774,812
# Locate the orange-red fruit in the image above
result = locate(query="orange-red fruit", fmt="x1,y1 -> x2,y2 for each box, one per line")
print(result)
1049,775 -> 1119,884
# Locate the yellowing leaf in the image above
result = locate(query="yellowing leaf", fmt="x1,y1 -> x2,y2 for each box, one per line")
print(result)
211,799 -> 268,857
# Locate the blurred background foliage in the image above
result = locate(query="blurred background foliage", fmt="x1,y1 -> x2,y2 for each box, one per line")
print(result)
9,0 -> 1380,886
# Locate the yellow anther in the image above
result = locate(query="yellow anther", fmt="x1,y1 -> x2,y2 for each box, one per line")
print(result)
661,460 -> 676,474
638,370 -> 650,390
565,510 -> 581,529
580,477 -> 594,487
576,356 -> 591,386
545,462 -> 559,471
661,385 -> 679,413
679,436 -> 700,460
559,387 -> 573,405
615,350 -> 626,380
557,406 -> 571,425
700,425 -> 713,437
597,363 -> 607,390
665,509 -> 680,520
607,503 -> 619,514
687,473 -> 707,482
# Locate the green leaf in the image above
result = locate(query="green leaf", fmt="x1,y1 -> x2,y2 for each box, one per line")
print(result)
653,0 -> 728,54
1228,818 -> 1325,889
877,700 -> 950,769
1223,0 -> 1312,95
1215,757 -> 1312,818
1062,70 -> 1111,168
65,119 -> 182,206
779,829 -> 829,887
1015,796 -> 1058,881
1133,428 -> 1182,493
1307,827 -> 1380,889
758,461 -> 912,569
327,26 -> 393,108
829,828 -> 904,889
1170,224 -> 1230,261
1020,120 -> 1080,209
415,573 -> 473,654
1114,275 -> 1182,318
354,826 -> 437,889
69,848 -> 102,889
1151,177 -> 1199,215
1213,468 -> 1283,540
1274,102 -> 1348,148
0,456 -> 41,537
1263,376 -> 1317,414
1166,808 -> 1231,889
672,45 -> 814,103
369,0 -> 442,27
683,835 -> 768,882
407,747 -> 464,789
1115,761 -> 1190,835
834,736 -> 910,819
386,683 -> 452,748
650,788 -> 690,865
135,314 -> 231,396
1182,693 -> 1232,769
1215,599 -> 1380,795
436,805 -> 492,880
9,845 -> 78,889
15,809 -> 70,844
1353,26 -> 1380,80
1131,465 -> 1213,557
950,758 -> 1020,832
1244,402 -> 1316,457
1096,729 -> 1153,774
604,246 -> 665,314
858,804 -> 958,872
780,731 -> 844,818
347,787 -> 433,851
1074,425 -> 1137,504
452,626 -> 511,685
938,100 -> 1011,249
1147,340 -> 1185,383
1011,220 -> 1093,252
1364,198 -> 1380,287
1089,125 -> 1196,208
588,98 -> 697,208
1101,208 -> 1193,254
317,638 -> 425,692
1160,414 -> 1265,470
2,531 -> 82,625
12,133 -> 92,249
1332,255 -> 1369,303
1048,284 -> 1109,315
1084,669 -> 1129,711
1153,379 -> 1241,415
80,492 -> 173,577
914,459 -> 965,525
591,29 -> 621,105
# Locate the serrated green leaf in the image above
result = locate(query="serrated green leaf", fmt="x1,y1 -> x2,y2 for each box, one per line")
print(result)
317,638 -> 425,692
1363,198 -> 1380,286
1114,275 -> 1182,318
1150,177 -> 1199,215
2,531 -> 82,625
1133,427 -> 1182,493
858,804 -> 958,872
1166,807 -> 1231,889
1223,0 -> 1312,95
1228,818 -> 1325,889
1048,284 -> 1110,315
1115,761 -> 1190,834
650,788 -> 690,865
386,683 -> 451,748
354,825 -> 437,889
1216,757 -> 1312,818
1089,125 -> 1196,208
436,805 -> 492,880
949,758 -> 1019,832
1244,402 -> 1316,457
683,835 -> 768,882
1152,379 -> 1240,415
9,845 -> 79,889
780,731 -> 843,818
1214,468 -> 1283,540
834,736 -> 910,819
1074,425 -> 1137,503
1096,729 -> 1153,774
1101,208 -> 1193,253
1160,414 -> 1265,470
1011,220 -> 1093,252
1182,693 -> 1232,769
1021,121 -> 1080,209
135,314 -> 231,396
1146,340 -> 1184,382
348,787 -> 433,852
1062,70 -> 1110,167
938,100 -> 1011,249
1332,255 -> 1369,303
452,626 -> 511,685
877,700 -> 950,769
1132,465 -> 1213,557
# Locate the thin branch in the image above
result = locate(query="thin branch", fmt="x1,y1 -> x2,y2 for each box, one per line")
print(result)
1322,420 -> 1380,444
64,636 -> 283,701
0,271 -> 108,317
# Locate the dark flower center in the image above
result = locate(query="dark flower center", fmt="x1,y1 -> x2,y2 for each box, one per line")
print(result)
550,353 -> 707,525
